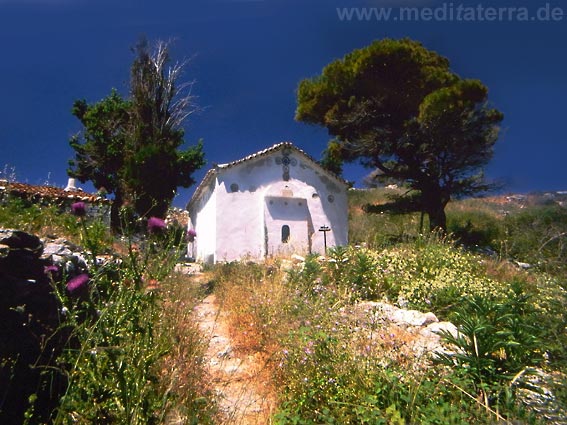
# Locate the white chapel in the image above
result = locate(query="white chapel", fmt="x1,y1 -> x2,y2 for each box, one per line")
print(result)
186,142 -> 349,263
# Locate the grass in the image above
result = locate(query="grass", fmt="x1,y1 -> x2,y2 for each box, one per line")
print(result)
0,196 -> 80,239
157,272 -> 218,424
348,188 -> 423,248
350,188 -> 567,277
0,196 -> 216,424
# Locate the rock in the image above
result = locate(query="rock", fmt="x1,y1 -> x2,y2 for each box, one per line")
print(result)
40,238 -> 89,276
475,246 -> 498,258
217,346 -> 233,359
291,254 -> 305,264
354,301 -> 439,327
512,368 -> 567,424
389,309 -> 438,327
42,242 -> 73,258
514,260 -> 532,269
350,300 -> 461,361
417,322 -> 461,357
53,237 -> 82,252
0,229 -> 46,279
0,243 -> 9,258
225,365 -> 240,374
411,333 -> 446,358
0,229 -> 43,256
0,228 -> 68,423
421,321 -> 460,340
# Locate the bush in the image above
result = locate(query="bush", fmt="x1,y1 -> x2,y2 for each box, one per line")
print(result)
348,189 -> 422,249
269,251 -> 519,424
0,197 -> 79,239
503,205 -> 567,276
438,284 -> 542,381
447,209 -> 504,249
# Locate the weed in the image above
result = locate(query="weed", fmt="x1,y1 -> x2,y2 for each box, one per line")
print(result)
1,198 -> 215,423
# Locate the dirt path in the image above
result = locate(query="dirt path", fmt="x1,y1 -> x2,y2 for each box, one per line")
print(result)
193,293 -> 275,424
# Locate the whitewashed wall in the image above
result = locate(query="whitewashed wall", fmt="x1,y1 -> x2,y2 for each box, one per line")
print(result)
189,181 -> 217,263
189,148 -> 348,263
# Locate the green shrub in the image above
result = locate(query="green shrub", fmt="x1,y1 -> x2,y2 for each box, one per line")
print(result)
326,246 -> 383,300
367,240 -> 504,315
272,282 -> 508,424
49,224 -> 185,423
439,288 -> 541,377
54,283 -> 166,424
502,205 -> 567,276
447,209 -> 504,249
348,189 -> 422,249
435,285 -> 545,420
0,197 -> 79,238
209,236 -> 565,422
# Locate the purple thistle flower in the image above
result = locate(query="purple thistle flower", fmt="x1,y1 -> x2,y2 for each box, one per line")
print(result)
187,228 -> 197,242
44,265 -> 59,276
66,273 -> 89,296
147,217 -> 167,234
71,202 -> 86,217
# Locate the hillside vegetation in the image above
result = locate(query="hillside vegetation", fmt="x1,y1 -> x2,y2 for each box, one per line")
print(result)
1,190 -> 566,423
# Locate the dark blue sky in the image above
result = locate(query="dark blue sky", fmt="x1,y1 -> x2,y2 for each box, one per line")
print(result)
0,0 -> 565,207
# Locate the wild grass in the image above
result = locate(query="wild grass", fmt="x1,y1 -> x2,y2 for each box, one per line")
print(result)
157,272 -> 218,424
0,197 -> 80,239
204,189 -> 567,423
0,198 -> 216,424
352,188 -> 567,277
348,188 -> 423,248
212,237 -> 566,423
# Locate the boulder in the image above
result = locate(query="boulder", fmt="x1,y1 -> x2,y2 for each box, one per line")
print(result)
512,368 -> 567,424
354,301 -> 439,327
420,321 -> 460,341
351,300 -> 461,361
41,238 -> 89,275
0,229 -> 45,279
389,308 -> 438,327
0,229 -> 43,255
42,242 -> 73,258
291,254 -> 305,264
0,243 -> 9,258
0,229 -> 67,424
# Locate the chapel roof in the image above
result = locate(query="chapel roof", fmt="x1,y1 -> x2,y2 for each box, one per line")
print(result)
187,142 -> 347,210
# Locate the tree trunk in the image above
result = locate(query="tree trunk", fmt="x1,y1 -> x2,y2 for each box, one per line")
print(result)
110,192 -> 122,232
427,205 -> 447,233
423,188 -> 449,233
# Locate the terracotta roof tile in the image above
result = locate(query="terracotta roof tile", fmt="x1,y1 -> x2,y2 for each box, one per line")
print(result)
0,180 -> 110,204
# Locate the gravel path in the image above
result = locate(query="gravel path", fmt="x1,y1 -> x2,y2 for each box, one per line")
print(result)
193,293 -> 274,424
